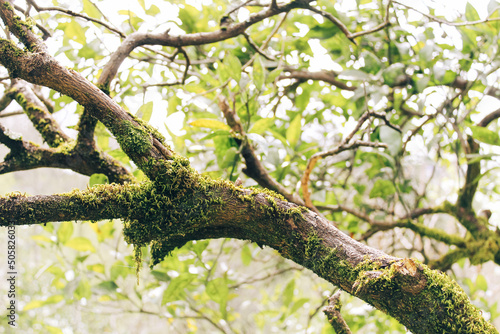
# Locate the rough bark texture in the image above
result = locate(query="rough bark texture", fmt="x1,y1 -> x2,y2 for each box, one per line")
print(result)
0,168 -> 497,333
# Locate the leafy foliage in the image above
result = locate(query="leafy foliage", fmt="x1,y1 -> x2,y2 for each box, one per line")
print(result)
1,0 -> 500,332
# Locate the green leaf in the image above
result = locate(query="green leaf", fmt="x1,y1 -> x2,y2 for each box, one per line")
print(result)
200,130 -> 231,141
220,146 -> 239,169
44,295 -> 64,305
137,101 -> 154,122
267,68 -> 283,84
23,300 -> 45,311
117,10 -> 143,30
465,2 -> 480,21
282,279 -> 295,307
65,237 -> 96,252
167,95 -> 181,116
44,325 -> 63,334
89,173 -> 109,187
178,5 -> 198,33
340,69 -> 371,81
57,222 -> 73,244
442,70 -> 457,85
214,136 -> 238,168
96,281 -> 119,292
369,179 -> 396,199
190,119 -> 230,130
191,240 -> 209,257
63,21 -> 87,44
476,274 -> 488,291
110,260 -> 130,280
382,63 -> 406,86
217,60 -> 230,83
469,125 -> 500,146
286,114 -> 302,147
87,264 -> 105,274
206,277 -> 229,304
83,0 -> 101,19
224,52 -> 242,82
250,117 -> 275,135
151,270 -> 171,282
290,297 -> 309,315
74,279 -> 92,299
31,235 -> 53,244
416,76 -> 430,92
361,51 -> 382,74
253,56 -> 266,89
241,244 -> 252,266
146,4 -> 160,16
379,125 -> 401,156
162,274 -> 196,304
418,44 -> 434,65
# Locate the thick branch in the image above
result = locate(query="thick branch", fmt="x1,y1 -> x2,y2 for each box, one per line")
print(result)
0,130 -> 132,183
97,2 -> 301,89
0,173 -> 496,334
0,40 -> 171,173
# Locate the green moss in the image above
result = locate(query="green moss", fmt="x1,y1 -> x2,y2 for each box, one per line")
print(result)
10,90 -> 66,147
467,237 -> 500,265
133,116 -> 167,144
114,120 -> 153,155
0,39 -> 26,77
407,221 -> 466,246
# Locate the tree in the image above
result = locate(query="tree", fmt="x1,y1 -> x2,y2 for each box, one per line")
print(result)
1,0 -> 500,332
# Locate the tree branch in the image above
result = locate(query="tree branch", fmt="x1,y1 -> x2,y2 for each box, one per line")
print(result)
278,70 -> 356,91
218,95 -> 304,205
8,79 -> 70,147
300,111 -> 387,210
305,0 -> 392,43
0,122 -> 132,183
0,175 -> 496,333
26,0 -> 125,37
97,2 -> 298,90
323,290 -> 352,334
0,31 -> 171,175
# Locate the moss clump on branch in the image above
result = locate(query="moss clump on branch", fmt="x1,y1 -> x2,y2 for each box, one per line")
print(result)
114,120 -> 153,155
0,39 -> 26,77
10,90 -> 66,147
295,232 -> 498,334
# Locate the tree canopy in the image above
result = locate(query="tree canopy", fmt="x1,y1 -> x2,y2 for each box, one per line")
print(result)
1,0 -> 500,332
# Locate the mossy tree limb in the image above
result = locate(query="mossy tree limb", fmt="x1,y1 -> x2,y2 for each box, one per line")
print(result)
0,159 -> 497,334
323,291 -> 352,334
8,79 -> 70,147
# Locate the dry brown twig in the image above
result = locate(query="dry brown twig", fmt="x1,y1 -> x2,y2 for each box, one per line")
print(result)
300,112 -> 388,211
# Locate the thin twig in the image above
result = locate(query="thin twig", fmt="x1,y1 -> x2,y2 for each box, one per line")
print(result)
393,0 -> 500,27
27,0 -> 125,37
300,111 -> 388,210
242,32 -> 276,61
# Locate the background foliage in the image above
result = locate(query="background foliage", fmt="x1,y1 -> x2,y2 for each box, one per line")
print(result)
1,0 -> 500,332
